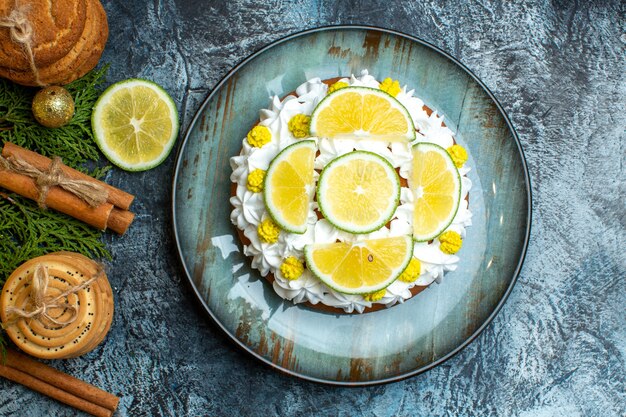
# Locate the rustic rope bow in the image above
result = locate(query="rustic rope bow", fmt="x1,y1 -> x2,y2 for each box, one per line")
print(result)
0,154 -> 108,208
4,264 -> 104,327
0,7 -> 44,86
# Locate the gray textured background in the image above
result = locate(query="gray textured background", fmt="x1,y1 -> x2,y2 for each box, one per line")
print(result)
1,0 -> 625,416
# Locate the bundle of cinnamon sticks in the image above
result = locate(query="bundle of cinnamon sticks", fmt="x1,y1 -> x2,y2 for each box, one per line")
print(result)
0,349 -> 119,417
0,142 -> 135,234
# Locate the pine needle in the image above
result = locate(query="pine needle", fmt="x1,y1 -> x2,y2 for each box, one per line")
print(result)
0,65 -> 109,172
0,193 -> 111,279
0,66 -> 112,347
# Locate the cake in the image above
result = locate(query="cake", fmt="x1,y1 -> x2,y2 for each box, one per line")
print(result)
230,70 -> 472,314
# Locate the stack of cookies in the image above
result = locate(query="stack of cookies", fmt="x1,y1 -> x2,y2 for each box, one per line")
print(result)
0,0 -> 108,86
0,252 -> 114,359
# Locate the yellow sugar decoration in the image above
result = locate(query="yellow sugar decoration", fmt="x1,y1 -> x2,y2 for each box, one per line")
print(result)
398,257 -> 421,283
327,81 -> 348,94
246,169 -> 266,193
379,78 -> 401,97
258,218 -> 280,243
439,231 -> 462,254
447,144 -> 468,168
363,288 -> 387,302
288,114 -> 311,138
247,125 -> 272,148
280,256 -> 304,280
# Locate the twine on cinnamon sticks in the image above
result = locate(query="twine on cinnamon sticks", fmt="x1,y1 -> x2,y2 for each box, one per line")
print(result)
0,7 -> 45,86
3,263 -> 104,327
0,154 -> 108,208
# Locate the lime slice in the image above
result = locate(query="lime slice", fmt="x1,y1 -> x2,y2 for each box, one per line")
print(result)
317,151 -> 400,234
92,79 -> 179,171
411,142 -> 462,241
264,140 -> 316,234
310,86 -> 414,141
305,236 -> 414,295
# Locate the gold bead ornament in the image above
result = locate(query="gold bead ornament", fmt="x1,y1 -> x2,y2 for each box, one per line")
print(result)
32,86 -> 75,128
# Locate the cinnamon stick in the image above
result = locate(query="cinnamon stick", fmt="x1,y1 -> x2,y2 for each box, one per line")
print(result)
0,365 -> 113,417
4,349 -> 119,413
0,147 -> 135,234
107,208 -> 135,235
2,142 -> 134,210
0,167 -> 113,230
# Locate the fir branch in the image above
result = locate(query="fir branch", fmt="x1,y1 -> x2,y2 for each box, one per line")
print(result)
0,65 -> 110,172
0,194 -> 111,281
0,66 -> 113,348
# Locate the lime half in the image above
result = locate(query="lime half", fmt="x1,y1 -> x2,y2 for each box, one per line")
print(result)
305,236 -> 414,295
310,86 -> 415,141
410,142 -> 462,241
317,151 -> 400,234
92,79 -> 179,171
264,140 -> 316,234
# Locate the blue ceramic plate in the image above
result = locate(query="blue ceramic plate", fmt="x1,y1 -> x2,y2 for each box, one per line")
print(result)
172,26 -> 531,385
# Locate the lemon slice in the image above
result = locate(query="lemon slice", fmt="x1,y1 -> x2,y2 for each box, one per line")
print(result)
92,79 -> 179,171
305,236 -> 413,294
310,86 -> 415,141
411,142 -> 462,241
317,151 -> 400,234
264,140 -> 316,233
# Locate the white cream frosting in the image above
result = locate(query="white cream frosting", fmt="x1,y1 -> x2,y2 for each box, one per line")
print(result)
229,70 -> 473,313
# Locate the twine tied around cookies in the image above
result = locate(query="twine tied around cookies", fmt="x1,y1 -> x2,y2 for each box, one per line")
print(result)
0,7 -> 44,86
3,263 -> 104,327
0,154 -> 108,208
